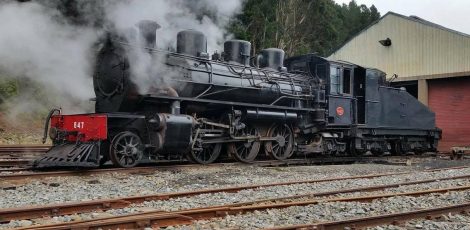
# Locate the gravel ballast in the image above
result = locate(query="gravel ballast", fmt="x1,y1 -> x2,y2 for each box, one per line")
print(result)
0,163 -> 469,229
0,164 -> 416,209
180,190 -> 470,229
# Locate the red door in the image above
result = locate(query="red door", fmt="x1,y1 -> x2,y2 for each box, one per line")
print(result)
428,77 -> 470,152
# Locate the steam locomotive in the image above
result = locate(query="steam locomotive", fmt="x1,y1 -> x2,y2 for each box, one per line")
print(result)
34,21 -> 440,168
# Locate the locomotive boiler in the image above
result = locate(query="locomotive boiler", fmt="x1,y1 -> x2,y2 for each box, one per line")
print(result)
34,20 -> 440,168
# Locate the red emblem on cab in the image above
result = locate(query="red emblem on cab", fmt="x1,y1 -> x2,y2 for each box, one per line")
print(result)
336,106 -> 344,116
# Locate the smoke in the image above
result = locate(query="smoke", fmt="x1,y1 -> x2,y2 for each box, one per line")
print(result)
105,0 -> 243,93
106,0 -> 242,52
0,0 -> 243,126
0,1 -> 99,120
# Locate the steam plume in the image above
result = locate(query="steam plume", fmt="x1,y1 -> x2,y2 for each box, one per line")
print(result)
0,0 -> 243,123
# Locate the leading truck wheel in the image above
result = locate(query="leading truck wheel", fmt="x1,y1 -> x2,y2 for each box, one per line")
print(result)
110,131 -> 143,168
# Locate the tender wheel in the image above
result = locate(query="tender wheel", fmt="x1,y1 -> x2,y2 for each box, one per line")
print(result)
110,131 -> 143,168
188,142 -> 222,164
391,141 -> 404,155
228,126 -> 261,163
264,124 -> 294,160
371,148 -> 384,156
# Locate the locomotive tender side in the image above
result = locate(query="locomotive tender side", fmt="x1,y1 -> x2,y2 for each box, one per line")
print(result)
286,55 -> 440,155
34,20 -> 440,168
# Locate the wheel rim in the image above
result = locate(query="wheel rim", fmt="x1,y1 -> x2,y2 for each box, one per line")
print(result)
188,122 -> 222,164
264,124 -> 294,160
228,127 -> 260,163
189,142 -> 222,164
110,132 -> 143,168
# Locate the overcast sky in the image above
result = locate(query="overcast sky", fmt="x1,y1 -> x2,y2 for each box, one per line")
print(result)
333,0 -> 470,35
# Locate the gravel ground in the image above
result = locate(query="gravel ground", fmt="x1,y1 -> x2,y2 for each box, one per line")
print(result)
0,164 -> 416,209
373,213 -> 470,230
2,165 -> 470,227
179,190 -> 470,229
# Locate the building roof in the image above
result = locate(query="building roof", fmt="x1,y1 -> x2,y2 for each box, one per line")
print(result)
330,11 -> 470,55
328,11 -> 470,81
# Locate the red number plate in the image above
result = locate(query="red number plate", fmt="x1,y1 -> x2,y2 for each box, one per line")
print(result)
50,114 -> 107,142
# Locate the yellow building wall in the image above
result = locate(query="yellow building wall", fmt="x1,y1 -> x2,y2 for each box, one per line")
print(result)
329,13 -> 470,80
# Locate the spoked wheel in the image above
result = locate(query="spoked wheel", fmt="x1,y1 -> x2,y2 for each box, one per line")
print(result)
188,142 -> 222,164
264,124 -> 294,160
110,131 -> 143,168
187,123 -> 222,164
227,126 -> 261,163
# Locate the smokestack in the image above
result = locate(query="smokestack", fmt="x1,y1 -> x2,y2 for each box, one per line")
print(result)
136,20 -> 160,48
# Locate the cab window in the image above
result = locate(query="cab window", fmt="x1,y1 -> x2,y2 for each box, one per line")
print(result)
343,68 -> 351,94
329,66 -> 341,94
330,66 -> 353,95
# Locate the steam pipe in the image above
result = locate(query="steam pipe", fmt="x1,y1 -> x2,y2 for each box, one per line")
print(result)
42,108 -> 61,144
164,87 -> 180,115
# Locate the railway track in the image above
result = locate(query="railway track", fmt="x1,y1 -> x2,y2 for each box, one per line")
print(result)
0,145 -> 49,168
0,154 -> 449,180
10,170 -> 470,229
0,144 -> 457,169
268,202 -> 470,230
0,166 -> 467,224
0,145 -> 50,153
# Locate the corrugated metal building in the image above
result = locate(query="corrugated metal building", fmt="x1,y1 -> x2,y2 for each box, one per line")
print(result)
329,12 -> 470,152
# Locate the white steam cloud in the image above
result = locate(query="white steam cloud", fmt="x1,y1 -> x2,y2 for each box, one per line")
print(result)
0,2 -> 99,114
107,0 -> 242,52
0,0 -> 243,122
106,0 -> 242,93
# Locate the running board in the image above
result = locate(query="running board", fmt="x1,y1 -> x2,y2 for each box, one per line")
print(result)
33,142 -> 101,168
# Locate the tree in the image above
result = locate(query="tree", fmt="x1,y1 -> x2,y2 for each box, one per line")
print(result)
228,0 -> 381,57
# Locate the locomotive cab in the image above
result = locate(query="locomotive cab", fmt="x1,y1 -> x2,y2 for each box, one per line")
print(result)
286,55 -> 365,126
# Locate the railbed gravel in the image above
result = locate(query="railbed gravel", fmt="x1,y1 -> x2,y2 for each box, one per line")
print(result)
177,190 -> 470,229
1,165 -> 469,229
0,164 -> 415,209
380,213 -> 470,230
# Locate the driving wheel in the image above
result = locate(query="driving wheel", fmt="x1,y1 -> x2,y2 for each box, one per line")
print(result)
264,124 -> 294,160
227,126 -> 261,163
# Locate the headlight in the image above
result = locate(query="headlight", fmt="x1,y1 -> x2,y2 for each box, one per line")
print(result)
49,127 -> 58,140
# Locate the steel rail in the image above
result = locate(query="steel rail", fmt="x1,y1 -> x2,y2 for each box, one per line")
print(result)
17,184 -> 470,229
0,171 -> 410,222
0,145 -> 50,153
0,155 -> 455,181
2,167 -> 468,223
0,159 -> 31,167
268,203 -> 470,230
0,168 -> 28,173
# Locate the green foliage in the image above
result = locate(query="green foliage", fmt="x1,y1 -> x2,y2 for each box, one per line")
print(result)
228,0 -> 381,57
0,77 -> 18,103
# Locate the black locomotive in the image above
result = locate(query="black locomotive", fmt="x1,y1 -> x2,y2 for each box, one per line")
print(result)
34,21 -> 440,168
